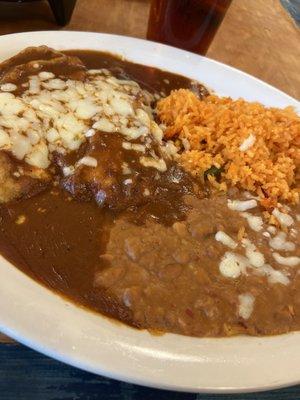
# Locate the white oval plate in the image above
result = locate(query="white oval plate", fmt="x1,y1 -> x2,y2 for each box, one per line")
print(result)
0,31 -> 299,394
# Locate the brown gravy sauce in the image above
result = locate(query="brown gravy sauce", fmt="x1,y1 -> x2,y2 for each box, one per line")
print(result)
0,185 -> 147,325
0,50 -> 204,327
65,50 -> 208,97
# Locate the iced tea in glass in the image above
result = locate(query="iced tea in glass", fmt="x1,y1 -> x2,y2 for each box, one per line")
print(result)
147,0 -> 232,55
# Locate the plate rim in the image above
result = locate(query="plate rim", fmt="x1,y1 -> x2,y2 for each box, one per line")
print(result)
0,30 -> 298,104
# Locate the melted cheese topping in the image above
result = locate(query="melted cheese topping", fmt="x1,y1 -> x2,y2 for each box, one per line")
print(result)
272,208 -> 294,227
269,232 -> 295,252
78,156 -> 98,167
260,264 -> 290,285
215,231 -> 237,249
273,253 -> 300,267
238,293 -> 255,319
219,252 -> 247,278
227,199 -> 257,212
0,83 -> 17,92
267,226 -> 277,235
0,69 -> 168,171
242,238 -> 265,268
241,212 -> 263,232
239,134 -> 256,152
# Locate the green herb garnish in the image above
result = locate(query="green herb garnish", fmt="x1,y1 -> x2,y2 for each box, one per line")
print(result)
204,166 -> 223,181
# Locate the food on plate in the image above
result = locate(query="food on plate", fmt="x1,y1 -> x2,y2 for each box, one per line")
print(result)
0,47 -> 299,337
158,89 -> 299,205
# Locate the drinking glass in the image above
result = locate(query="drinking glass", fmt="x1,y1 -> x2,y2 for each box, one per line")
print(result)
147,0 -> 232,55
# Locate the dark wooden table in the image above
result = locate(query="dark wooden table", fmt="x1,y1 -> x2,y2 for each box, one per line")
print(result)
2,344 -> 300,399
0,0 -> 300,398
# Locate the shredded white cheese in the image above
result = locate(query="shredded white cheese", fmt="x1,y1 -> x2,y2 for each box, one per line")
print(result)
0,69 -> 164,171
239,134 -> 256,152
243,191 -> 259,200
227,199 -> 257,212
272,208 -> 294,227
219,252 -> 247,279
269,232 -> 295,252
238,293 -> 255,319
241,212 -> 263,232
122,141 -> 145,152
215,231 -> 237,249
218,247 -> 290,286
92,118 -> 115,133
38,71 -> 55,81
260,264 -> 290,286
242,238 -> 265,268
85,129 -> 96,138
139,156 -> 167,172
267,226 -> 277,235
26,142 -> 49,169
273,252 -> 300,267
78,156 -> 98,168
262,231 -> 271,238
290,228 -> 297,239
62,165 -> 75,177
121,162 -> 131,175
0,129 -> 10,148
0,83 -> 17,92
181,137 -> 191,151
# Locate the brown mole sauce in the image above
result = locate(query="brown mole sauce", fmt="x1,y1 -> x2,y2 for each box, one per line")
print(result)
0,188 -> 135,323
0,50 -> 203,324
65,50 -> 209,97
